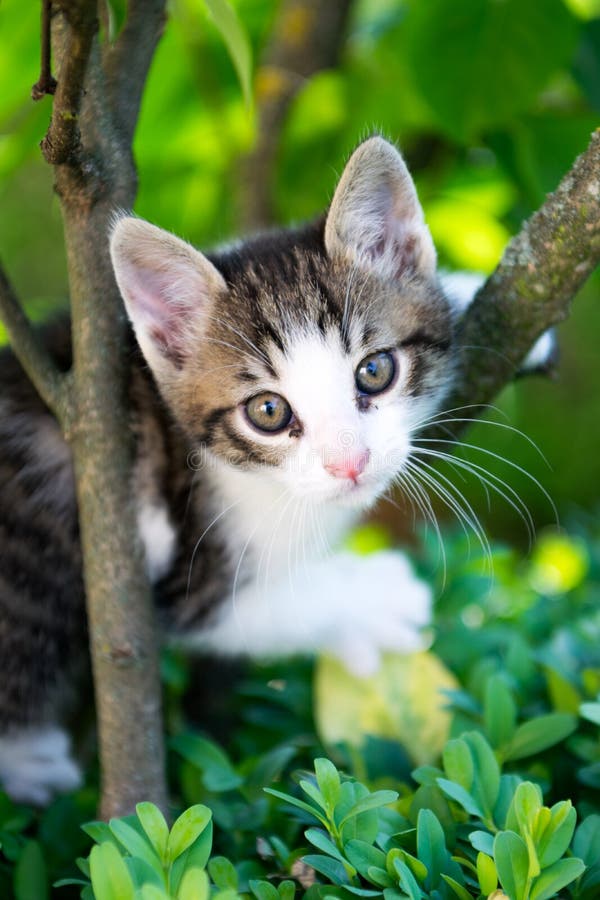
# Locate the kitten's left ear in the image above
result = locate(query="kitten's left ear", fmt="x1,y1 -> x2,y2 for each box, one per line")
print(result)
325,137 -> 436,280
110,216 -> 227,380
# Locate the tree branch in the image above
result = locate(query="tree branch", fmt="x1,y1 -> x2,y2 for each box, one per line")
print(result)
37,0 -> 168,817
443,128 -> 600,427
238,0 -> 354,229
103,0 -> 167,146
0,263 -> 72,424
41,0 -> 97,166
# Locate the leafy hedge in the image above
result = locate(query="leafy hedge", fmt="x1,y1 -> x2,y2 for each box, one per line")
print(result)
1,519 -> 599,899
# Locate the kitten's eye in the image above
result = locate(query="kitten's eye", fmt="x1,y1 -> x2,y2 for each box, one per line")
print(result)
245,392 -> 293,433
355,351 -> 396,395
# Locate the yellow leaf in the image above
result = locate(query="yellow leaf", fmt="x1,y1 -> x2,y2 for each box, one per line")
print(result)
315,651 -> 458,765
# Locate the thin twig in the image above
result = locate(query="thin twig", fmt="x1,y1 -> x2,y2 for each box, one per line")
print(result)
103,0 -> 167,145
0,263 -> 71,423
40,0 -> 97,166
32,0 -> 58,100
238,0 -> 354,229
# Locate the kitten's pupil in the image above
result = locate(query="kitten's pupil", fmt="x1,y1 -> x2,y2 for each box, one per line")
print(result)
355,351 -> 396,396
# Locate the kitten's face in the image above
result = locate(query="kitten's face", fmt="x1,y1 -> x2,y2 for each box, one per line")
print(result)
110,137 -> 455,510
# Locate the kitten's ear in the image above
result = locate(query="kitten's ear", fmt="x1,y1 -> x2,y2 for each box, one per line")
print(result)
110,216 -> 227,377
325,137 -> 436,280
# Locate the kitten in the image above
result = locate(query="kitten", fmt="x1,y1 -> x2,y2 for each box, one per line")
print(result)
0,137 -> 546,805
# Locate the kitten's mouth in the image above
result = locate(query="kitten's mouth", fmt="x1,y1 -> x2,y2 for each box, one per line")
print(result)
330,474 -> 384,508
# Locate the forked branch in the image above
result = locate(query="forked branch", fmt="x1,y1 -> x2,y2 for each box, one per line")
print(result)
103,0 -> 167,144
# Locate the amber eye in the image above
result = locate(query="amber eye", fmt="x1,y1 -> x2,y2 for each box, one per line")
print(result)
245,392 -> 293,433
355,351 -> 396,395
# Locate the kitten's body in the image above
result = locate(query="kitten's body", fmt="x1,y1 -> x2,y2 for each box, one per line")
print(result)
0,138 -> 550,804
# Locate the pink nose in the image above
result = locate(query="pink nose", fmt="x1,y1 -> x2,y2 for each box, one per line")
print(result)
324,449 -> 370,483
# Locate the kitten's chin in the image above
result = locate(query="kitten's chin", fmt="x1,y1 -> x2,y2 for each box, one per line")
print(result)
319,477 -> 388,511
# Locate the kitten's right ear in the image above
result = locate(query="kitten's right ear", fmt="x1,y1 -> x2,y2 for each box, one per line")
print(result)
325,137 -> 436,281
110,216 -> 227,378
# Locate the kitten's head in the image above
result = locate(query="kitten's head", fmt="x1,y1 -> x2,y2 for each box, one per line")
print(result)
110,137 -> 454,509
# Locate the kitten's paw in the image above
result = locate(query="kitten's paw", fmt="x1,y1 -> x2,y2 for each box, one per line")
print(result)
0,726 -> 82,805
326,551 -> 432,677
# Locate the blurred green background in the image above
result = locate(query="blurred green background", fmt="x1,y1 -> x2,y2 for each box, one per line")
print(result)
0,0 -> 598,541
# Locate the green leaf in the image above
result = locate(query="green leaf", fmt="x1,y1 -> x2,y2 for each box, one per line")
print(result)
167,805 -> 212,863
441,875 -> 472,900
580,702 -> 600,725
314,758 -> 342,811
530,857 -> 586,900
82,821 -> 119,847
139,886 -> 168,900
89,842 -> 135,900
436,779 -> 484,819
536,803 -> 576,868
416,809 -> 447,888
136,803 -> 170,864
277,880 -> 296,900
178,867 -> 210,900
392,858 -> 423,900
168,821 -> 213,898
494,774 -> 523,829
302,853 -> 351,885
394,849 -> 428,885
476,852 -> 497,896
337,791 -> 399,827
573,814 -> 600,865
126,856 -> 166,891
366,866 -> 393,888
404,0 -> 579,141
244,745 -> 296,798
208,856 -> 238,890
104,0 -> 127,41
264,788 -> 328,827
494,831 -> 529,900
204,0 -> 253,106
109,818 -> 162,871
504,714 -> 577,761
171,736 -> 242,792
14,841 -> 48,900
484,674 -> 517,748
442,739 -> 473,791
507,781 -> 542,835
464,731 -> 500,814
278,880 -> 296,900
344,840 -> 387,879
299,778 -> 329,812
469,830 -> 494,857
249,880 -> 281,900
305,828 -> 347,864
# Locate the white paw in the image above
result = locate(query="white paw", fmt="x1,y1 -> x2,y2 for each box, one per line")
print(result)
0,726 -> 82,806
323,551 -> 432,677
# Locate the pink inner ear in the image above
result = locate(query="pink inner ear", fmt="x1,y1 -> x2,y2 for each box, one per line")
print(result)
359,190 -> 421,277
123,261 -> 197,365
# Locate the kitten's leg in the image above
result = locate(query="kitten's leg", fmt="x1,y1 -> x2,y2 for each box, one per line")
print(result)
187,550 -> 431,676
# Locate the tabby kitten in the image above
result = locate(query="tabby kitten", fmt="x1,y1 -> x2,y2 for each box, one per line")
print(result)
0,137 -> 465,804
